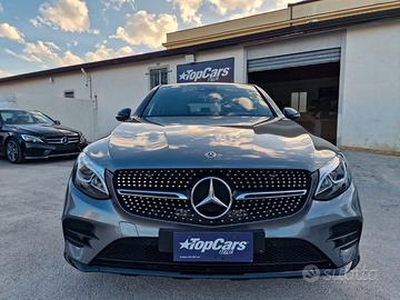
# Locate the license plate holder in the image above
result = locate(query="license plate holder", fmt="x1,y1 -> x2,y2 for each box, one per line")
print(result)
173,232 -> 253,263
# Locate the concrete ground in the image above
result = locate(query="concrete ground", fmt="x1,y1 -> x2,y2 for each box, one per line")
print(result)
0,151 -> 399,300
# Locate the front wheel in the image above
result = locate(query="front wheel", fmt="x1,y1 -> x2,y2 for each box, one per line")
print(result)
6,139 -> 24,163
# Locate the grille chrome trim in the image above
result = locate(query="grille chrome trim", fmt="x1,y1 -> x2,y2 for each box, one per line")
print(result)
235,189 -> 307,200
117,189 -> 188,200
45,136 -> 80,145
113,169 -> 312,225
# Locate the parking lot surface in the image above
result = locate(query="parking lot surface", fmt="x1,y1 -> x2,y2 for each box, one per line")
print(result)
0,151 -> 399,300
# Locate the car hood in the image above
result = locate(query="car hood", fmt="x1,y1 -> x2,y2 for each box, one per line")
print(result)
86,117 -> 339,172
7,124 -> 80,137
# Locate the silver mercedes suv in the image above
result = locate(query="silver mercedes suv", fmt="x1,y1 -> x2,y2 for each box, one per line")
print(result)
62,83 -> 362,279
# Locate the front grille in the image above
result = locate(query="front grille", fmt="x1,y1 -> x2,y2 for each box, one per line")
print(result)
91,238 -> 333,274
45,136 -> 79,145
113,169 -> 312,225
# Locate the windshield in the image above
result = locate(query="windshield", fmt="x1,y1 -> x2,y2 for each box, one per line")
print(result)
0,110 -> 55,125
143,84 -> 274,118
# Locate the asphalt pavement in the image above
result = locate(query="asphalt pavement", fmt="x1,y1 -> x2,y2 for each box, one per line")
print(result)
0,151 -> 399,300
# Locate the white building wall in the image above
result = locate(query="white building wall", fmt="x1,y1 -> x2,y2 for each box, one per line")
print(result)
1,21 -> 399,152
340,21 -> 400,151
90,56 -> 182,139
0,47 -> 245,141
194,47 -> 246,83
0,74 -> 94,139
91,46 -> 245,139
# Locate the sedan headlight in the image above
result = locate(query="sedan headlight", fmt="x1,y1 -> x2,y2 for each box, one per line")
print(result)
79,134 -> 87,144
314,155 -> 351,200
73,152 -> 109,199
21,134 -> 44,143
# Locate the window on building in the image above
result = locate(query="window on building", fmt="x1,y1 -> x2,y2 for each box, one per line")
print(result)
149,68 -> 168,89
291,91 -> 307,113
64,90 -> 75,98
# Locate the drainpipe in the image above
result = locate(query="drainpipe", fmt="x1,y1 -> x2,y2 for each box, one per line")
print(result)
289,3 -> 294,27
81,68 -> 97,141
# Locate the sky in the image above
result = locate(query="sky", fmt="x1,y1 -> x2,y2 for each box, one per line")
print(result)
0,0 -> 301,78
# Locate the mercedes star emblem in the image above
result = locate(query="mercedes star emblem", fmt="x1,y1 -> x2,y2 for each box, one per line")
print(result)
204,151 -> 217,159
61,137 -> 68,144
191,177 -> 232,219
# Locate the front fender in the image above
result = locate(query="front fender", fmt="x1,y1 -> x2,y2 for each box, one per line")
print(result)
1,132 -> 24,152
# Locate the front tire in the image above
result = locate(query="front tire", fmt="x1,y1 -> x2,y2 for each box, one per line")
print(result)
6,139 -> 23,163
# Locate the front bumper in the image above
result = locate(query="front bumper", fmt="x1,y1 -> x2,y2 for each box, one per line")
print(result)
22,141 -> 87,159
66,255 -> 359,280
62,181 -> 362,279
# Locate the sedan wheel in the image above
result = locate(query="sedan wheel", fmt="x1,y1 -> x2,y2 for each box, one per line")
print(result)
6,139 -> 23,163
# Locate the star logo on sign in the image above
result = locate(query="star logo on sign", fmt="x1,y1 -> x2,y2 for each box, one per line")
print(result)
179,238 -> 192,250
179,71 -> 189,81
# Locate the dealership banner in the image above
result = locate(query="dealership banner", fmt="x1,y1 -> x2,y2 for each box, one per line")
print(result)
177,57 -> 235,83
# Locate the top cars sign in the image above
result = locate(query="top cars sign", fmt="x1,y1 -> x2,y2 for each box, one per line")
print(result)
177,58 -> 234,83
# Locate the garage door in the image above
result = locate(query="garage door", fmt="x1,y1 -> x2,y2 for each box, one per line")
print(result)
247,48 -> 341,72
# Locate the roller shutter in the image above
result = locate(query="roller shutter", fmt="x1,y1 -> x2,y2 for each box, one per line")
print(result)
247,48 -> 341,72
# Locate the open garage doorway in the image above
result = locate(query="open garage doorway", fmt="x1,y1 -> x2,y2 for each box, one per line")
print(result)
248,60 -> 340,144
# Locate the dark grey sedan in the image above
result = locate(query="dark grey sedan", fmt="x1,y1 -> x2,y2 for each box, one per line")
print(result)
62,83 -> 362,279
0,109 -> 88,163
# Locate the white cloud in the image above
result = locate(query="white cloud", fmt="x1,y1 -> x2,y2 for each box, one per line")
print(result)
23,41 -> 61,64
38,0 -> 90,32
16,41 -> 84,67
29,16 -> 51,28
63,50 -> 85,65
5,48 -> 35,63
0,23 -> 25,43
66,40 -> 79,48
103,0 -> 135,11
0,69 -> 11,78
205,0 -> 303,18
85,44 -> 134,62
207,0 -> 264,15
275,0 -> 302,9
89,28 -> 101,35
113,10 -> 178,49
172,0 -> 203,25
29,18 -> 42,28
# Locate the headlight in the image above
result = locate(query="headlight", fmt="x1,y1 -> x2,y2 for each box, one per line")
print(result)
79,134 -> 87,144
73,152 -> 109,199
21,134 -> 44,143
314,155 -> 351,200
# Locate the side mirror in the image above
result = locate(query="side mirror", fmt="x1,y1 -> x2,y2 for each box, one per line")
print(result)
54,120 -> 61,125
116,108 -> 132,122
283,107 -> 301,120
